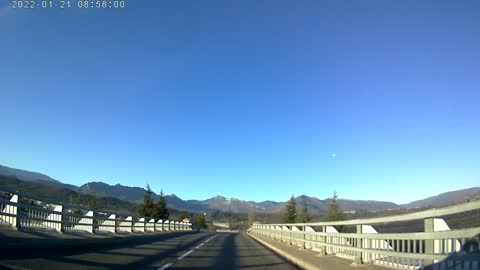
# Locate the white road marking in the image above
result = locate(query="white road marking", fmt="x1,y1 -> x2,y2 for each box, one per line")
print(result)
157,262 -> 173,270
178,249 -> 193,260
205,234 -> 218,243
156,234 -> 218,270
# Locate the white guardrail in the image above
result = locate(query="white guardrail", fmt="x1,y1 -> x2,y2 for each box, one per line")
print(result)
0,191 -> 192,234
249,200 -> 480,270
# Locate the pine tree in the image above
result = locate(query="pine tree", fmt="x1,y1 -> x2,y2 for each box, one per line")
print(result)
327,190 -> 344,231
248,205 -> 256,226
283,195 -> 296,223
153,189 -> 169,220
179,211 -> 189,221
193,213 -> 207,229
138,184 -> 154,217
73,194 -> 82,206
89,197 -> 97,210
297,196 -> 312,223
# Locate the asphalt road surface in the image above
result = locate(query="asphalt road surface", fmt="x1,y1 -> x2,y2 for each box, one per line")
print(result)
0,232 -> 299,270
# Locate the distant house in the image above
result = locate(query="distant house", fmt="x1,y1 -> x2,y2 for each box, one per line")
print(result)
213,222 -> 229,229
182,218 -> 190,223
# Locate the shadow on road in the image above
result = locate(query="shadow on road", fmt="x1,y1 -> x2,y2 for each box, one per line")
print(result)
169,233 -> 299,270
0,232 -> 300,270
0,231 -> 196,260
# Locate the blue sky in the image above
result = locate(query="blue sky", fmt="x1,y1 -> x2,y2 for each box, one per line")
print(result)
0,0 -> 479,204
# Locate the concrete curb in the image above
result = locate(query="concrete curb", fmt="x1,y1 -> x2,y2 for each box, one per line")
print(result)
248,233 -> 323,270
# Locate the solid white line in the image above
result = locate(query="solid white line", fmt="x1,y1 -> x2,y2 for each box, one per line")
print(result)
157,262 -> 173,270
178,249 -> 194,260
204,234 -> 218,243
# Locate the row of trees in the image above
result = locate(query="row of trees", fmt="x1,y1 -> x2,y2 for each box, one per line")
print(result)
138,185 -> 343,228
282,190 -> 343,223
138,185 -> 169,220
138,185 -> 208,229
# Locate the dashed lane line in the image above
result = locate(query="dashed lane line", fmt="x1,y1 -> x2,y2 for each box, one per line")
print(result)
157,263 -> 173,270
156,234 -> 219,270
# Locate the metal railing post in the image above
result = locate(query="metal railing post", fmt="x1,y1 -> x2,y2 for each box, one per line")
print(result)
289,226 -> 292,245
118,216 -> 132,233
303,226 -> 306,249
156,219 -> 163,231
0,194 -> 20,230
424,218 -> 434,266
353,224 -> 363,265
320,226 -> 327,255
10,194 -> 20,230
51,205 -> 63,232
89,211 -> 96,233
60,204 -> 66,233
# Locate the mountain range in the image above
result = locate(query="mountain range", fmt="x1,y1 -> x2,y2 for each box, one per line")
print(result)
77,182 -> 401,214
1,164 -> 479,214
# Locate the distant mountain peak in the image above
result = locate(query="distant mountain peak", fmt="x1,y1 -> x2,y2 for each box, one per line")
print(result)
79,181 -> 154,204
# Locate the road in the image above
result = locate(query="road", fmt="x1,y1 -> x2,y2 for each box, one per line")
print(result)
0,232 -> 299,270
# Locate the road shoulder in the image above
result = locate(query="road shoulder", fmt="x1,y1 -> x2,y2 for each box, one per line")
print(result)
248,233 -> 390,270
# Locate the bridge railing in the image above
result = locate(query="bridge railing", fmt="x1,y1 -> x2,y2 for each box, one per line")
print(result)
249,200 -> 480,269
0,190 -> 192,234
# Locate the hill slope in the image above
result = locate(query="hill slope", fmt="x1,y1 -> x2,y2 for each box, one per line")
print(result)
402,187 -> 480,208
0,175 -> 137,215
79,182 -> 152,204
0,165 -> 78,191
0,164 -> 60,183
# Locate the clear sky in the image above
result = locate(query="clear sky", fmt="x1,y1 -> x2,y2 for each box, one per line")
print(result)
0,0 -> 479,204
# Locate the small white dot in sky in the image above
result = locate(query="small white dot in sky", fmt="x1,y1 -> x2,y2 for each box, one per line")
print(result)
332,153 -> 336,157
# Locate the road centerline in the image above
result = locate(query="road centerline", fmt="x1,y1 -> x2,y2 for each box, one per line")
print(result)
156,234 -> 218,270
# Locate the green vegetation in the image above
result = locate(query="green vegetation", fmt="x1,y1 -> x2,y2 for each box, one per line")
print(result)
153,189 -> 169,220
89,197 -> 97,210
327,190 -> 343,221
283,195 -> 296,223
179,211 -> 190,221
297,197 -> 312,223
193,213 -> 207,228
0,176 -> 182,218
137,184 -> 155,217
326,190 -> 344,231
248,205 -> 256,226
0,175 -> 137,215
138,185 -> 170,219
280,195 -> 311,224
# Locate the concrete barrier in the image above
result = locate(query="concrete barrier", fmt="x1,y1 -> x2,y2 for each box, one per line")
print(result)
250,200 -> 480,270
0,191 -> 192,235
